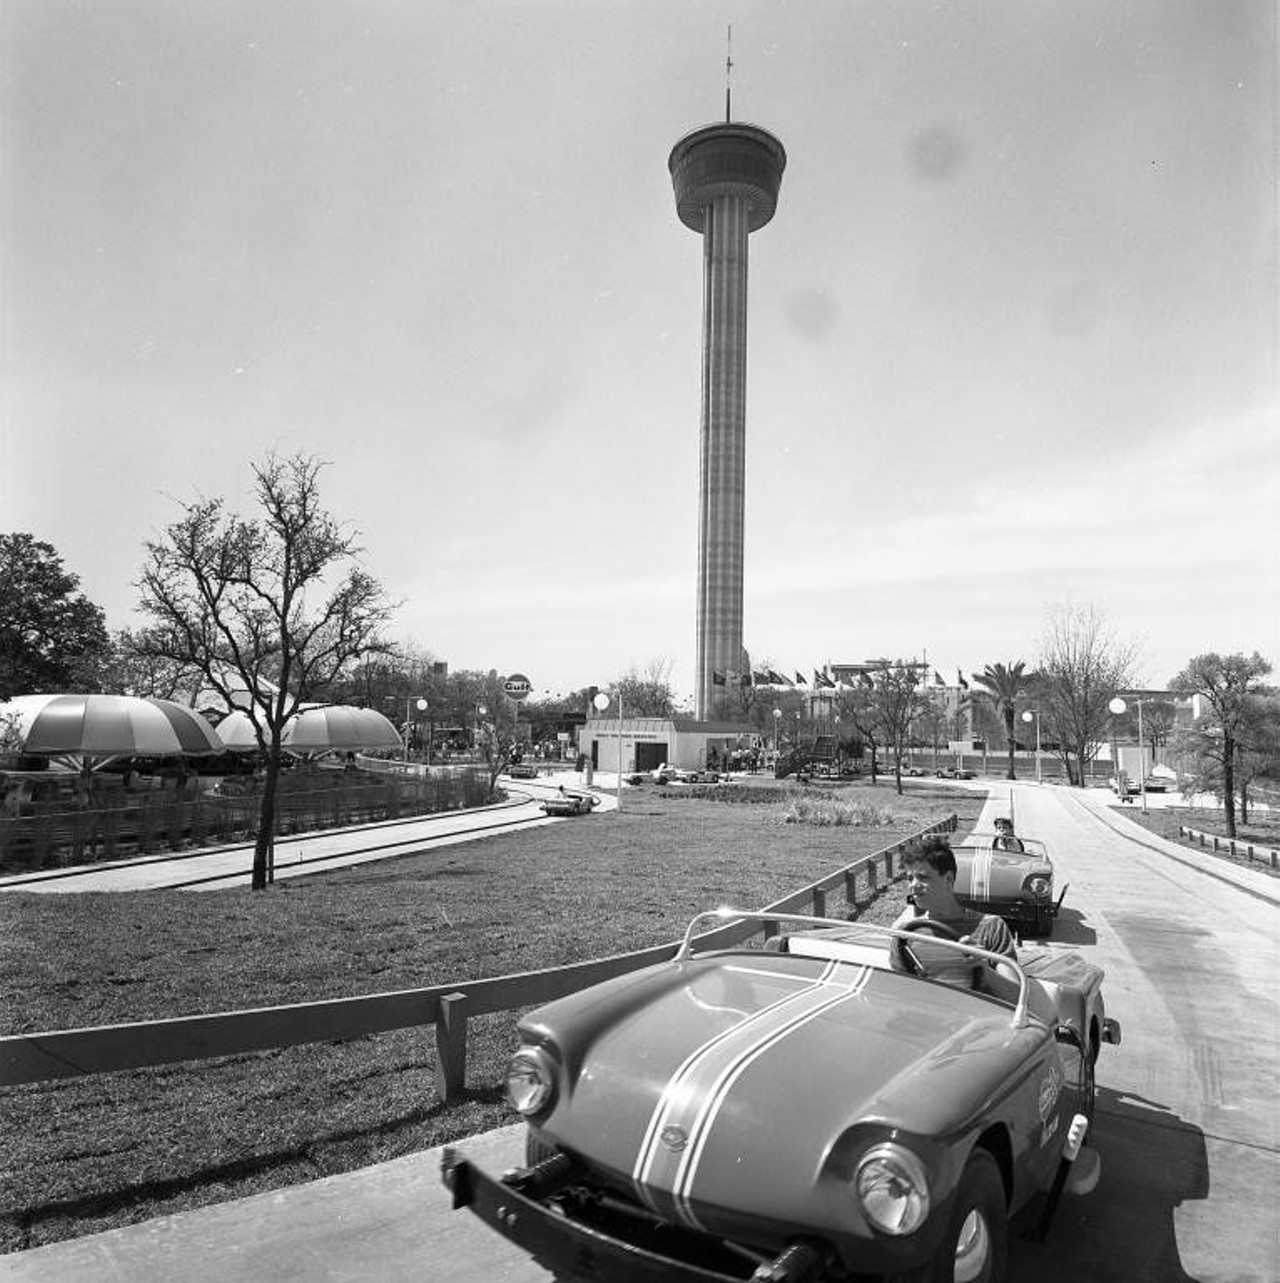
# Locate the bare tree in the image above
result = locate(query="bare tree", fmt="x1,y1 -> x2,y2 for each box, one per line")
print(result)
1034,605 -> 1136,787
137,453 -> 394,889
871,662 -> 932,794
1170,651 -> 1273,837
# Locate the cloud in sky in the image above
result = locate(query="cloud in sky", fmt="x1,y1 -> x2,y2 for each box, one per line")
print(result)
2,1 -> 1275,704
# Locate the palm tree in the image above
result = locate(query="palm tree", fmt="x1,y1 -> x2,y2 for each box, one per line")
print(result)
971,661 -> 1028,780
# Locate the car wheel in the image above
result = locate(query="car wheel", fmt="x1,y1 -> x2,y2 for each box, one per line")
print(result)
888,1149 -> 1007,1283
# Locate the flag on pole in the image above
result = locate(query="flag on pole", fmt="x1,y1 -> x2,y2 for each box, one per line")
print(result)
794,671 -> 807,685
768,670 -> 789,686
957,669 -> 969,690
934,671 -> 945,687
753,671 -> 770,687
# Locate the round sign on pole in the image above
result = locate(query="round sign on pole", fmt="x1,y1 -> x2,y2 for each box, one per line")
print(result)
503,673 -> 532,702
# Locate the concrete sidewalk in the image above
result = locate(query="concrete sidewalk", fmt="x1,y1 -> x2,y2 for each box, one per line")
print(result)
0,1127 -> 535,1283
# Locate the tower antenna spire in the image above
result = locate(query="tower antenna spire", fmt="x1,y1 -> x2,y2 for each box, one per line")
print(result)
725,24 -> 733,122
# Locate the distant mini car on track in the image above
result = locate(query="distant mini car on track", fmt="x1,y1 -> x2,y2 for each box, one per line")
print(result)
539,791 -> 598,817
951,835 -> 1066,939
506,762 -> 538,779
443,908 -> 1120,1283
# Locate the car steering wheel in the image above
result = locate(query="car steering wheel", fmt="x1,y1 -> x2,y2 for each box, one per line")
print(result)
896,918 -> 983,987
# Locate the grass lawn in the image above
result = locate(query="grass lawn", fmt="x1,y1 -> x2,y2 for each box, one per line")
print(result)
1112,801 -> 1280,877
0,780 -> 980,1253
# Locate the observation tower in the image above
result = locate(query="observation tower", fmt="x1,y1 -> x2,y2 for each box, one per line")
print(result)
669,119 -> 786,720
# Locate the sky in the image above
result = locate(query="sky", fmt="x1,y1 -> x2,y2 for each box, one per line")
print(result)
3,0 -> 1276,706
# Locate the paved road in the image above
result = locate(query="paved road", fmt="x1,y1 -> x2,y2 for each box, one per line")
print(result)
4,784 -> 1277,1281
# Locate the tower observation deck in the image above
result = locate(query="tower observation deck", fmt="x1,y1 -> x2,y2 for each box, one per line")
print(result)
669,123 -> 786,721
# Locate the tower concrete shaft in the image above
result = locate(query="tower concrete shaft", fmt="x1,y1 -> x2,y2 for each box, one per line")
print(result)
669,123 -> 785,721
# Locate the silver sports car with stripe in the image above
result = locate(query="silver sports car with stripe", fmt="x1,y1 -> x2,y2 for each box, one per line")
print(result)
952,836 -> 1065,939
442,909 -> 1120,1283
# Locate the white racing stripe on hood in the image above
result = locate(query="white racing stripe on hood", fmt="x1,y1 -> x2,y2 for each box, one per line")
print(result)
632,960 -> 839,1212
634,960 -> 871,1227
970,848 -> 994,901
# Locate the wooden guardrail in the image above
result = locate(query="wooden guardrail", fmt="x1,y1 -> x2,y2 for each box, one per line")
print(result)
1178,823 -> 1279,870
0,816 -> 956,1101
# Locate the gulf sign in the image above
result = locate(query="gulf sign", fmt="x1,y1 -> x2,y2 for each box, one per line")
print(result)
503,673 -> 532,701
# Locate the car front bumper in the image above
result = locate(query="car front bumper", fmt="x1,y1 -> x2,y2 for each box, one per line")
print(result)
441,1148 -> 835,1283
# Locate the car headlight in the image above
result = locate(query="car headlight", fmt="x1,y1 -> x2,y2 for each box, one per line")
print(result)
855,1144 -> 930,1235
1026,876 -> 1052,898
505,1046 -> 557,1116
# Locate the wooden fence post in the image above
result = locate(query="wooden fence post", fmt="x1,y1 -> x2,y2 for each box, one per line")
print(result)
844,869 -> 859,908
812,888 -> 827,919
435,992 -> 468,1103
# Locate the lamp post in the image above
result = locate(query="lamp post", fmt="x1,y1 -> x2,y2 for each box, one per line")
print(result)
404,696 -> 428,764
834,713 -> 841,773
593,689 -> 623,811
772,707 -> 782,755
1108,696 -> 1139,805
1021,709 -> 1041,785
1109,695 -> 1147,812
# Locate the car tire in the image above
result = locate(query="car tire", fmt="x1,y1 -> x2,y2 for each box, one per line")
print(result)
888,1149 -> 1007,1283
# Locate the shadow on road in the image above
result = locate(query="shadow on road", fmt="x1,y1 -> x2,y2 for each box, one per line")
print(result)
1046,906 -> 1098,947
1009,1086 -> 1208,1281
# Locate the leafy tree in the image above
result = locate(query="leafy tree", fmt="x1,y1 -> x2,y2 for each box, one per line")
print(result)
1236,693 -> 1280,823
1034,604 -> 1136,786
0,533 -> 110,698
1170,652 -> 1273,837
137,453 -> 394,889
98,627 -> 195,700
970,661 -> 1028,780
616,659 -> 676,719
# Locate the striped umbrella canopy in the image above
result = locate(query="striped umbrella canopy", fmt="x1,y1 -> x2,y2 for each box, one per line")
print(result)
283,706 -> 401,754
209,705 -> 401,755
0,694 -> 225,764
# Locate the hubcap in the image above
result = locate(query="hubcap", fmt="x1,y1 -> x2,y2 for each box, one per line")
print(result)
953,1207 -> 992,1283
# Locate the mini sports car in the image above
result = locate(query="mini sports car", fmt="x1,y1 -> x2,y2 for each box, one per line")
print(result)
442,909 -> 1120,1283
952,836 -> 1066,939
540,791 -> 599,817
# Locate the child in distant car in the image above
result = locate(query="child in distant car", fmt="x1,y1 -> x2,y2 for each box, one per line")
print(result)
992,817 -> 1026,852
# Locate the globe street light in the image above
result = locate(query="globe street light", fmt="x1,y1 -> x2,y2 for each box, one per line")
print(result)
1108,697 -> 1129,801
772,707 -> 782,755
593,689 -> 623,811
1021,708 -> 1041,785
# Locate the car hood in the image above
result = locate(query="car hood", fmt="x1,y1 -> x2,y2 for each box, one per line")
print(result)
520,953 -> 1047,1238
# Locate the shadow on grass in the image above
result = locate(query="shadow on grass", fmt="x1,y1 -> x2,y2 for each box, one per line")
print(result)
11,1084 -> 508,1243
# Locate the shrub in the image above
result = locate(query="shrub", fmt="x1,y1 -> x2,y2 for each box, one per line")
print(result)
777,794 -> 898,828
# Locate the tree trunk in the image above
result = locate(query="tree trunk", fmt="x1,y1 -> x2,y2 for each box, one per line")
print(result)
1222,732 -> 1237,838
252,752 -> 282,890
1004,708 -> 1016,780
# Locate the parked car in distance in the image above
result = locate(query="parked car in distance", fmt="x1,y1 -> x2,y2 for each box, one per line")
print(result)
1141,775 -> 1170,793
952,834 -> 1065,938
936,766 -> 977,780
649,764 -> 678,785
675,767 -> 721,784
506,762 -> 538,779
1108,775 -> 1139,796
905,765 -> 926,776
444,908 -> 1120,1283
